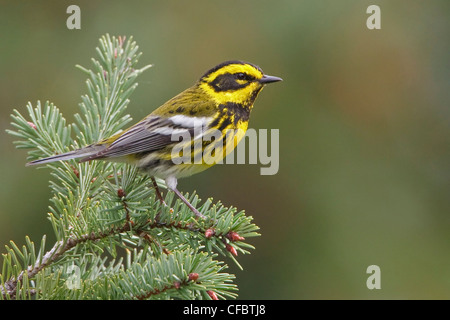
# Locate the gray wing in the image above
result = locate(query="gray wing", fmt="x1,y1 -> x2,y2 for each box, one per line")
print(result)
82,116 -> 196,161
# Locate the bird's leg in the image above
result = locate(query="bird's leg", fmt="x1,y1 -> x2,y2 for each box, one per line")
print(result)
151,177 -> 166,205
165,176 -> 205,219
171,187 -> 205,219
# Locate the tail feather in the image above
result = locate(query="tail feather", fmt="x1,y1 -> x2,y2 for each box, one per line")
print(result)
26,145 -> 106,166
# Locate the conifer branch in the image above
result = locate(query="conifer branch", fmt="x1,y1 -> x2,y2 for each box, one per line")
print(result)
2,34 -> 260,300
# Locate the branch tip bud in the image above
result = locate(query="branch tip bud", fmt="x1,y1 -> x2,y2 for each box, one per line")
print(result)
226,231 -> 245,242
27,121 -> 37,130
226,244 -> 238,256
207,290 -> 219,300
117,188 -> 126,198
205,228 -> 215,239
188,272 -> 199,282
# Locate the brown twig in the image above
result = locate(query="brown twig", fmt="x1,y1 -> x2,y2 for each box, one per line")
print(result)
135,272 -> 200,300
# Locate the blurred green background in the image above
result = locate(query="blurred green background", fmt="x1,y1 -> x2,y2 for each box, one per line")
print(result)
1,0 -> 449,299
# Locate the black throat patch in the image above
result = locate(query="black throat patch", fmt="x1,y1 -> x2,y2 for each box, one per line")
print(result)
207,102 -> 251,130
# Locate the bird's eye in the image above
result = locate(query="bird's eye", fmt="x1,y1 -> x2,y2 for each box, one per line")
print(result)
236,73 -> 247,80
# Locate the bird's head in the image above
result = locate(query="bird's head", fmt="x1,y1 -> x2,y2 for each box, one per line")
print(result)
198,61 -> 282,107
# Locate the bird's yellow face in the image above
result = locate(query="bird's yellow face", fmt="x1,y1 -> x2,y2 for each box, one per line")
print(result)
198,61 -> 281,107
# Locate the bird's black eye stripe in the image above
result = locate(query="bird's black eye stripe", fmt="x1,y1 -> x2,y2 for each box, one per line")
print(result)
209,72 -> 255,92
235,73 -> 254,81
236,73 -> 246,80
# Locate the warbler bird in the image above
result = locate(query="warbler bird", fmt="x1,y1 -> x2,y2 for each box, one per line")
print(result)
27,60 -> 282,218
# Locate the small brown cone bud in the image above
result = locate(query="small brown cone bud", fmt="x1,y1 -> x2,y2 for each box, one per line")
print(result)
205,228 -> 216,239
188,273 -> 199,282
206,290 -> 218,300
117,188 -> 126,198
227,231 -> 245,242
27,122 -> 37,130
226,244 -> 238,256
71,166 -> 80,179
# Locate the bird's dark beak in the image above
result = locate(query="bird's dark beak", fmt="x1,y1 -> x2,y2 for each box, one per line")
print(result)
259,74 -> 283,84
